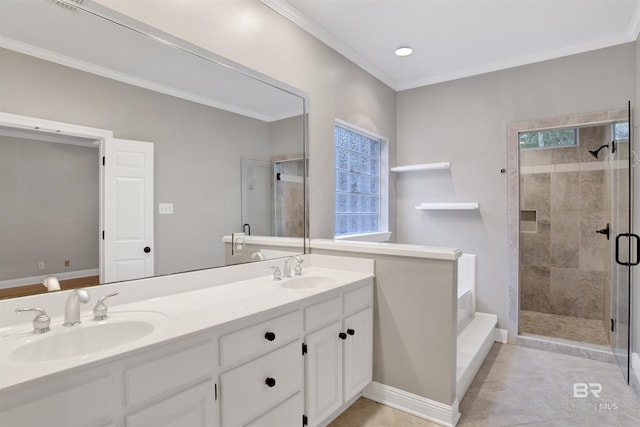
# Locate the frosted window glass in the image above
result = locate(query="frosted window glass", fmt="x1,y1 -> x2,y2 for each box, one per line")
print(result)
334,124 -> 381,236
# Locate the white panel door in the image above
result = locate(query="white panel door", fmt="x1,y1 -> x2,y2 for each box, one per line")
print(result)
103,138 -> 153,283
305,321 -> 343,427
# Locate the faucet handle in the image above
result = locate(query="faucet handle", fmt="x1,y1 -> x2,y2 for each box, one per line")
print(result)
294,257 -> 304,276
15,307 -> 51,334
270,266 -> 282,281
93,292 -> 119,321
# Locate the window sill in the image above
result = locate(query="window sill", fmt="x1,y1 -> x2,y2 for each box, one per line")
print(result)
334,232 -> 392,243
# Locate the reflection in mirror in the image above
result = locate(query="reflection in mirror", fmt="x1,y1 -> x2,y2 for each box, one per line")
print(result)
0,0 -> 307,299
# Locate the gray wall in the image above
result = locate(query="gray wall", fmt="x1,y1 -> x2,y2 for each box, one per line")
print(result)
396,44 -> 636,328
312,248 -> 457,406
0,48 -> 302,280
0,136 -> 98,280
94,0 -> 398,242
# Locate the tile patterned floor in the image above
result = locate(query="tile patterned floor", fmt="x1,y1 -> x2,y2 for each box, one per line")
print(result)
329,343 -> 640,427
519,310 -> 609,346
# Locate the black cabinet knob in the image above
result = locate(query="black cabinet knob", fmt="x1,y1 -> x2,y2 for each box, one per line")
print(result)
143,246 -> 151,253
264,332 -> 276,341
265,377 -> 276,388
347,328 -> 355,336
338,332 -> 347,340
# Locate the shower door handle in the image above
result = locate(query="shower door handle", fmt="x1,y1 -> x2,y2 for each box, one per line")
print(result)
614,233 -> 640,266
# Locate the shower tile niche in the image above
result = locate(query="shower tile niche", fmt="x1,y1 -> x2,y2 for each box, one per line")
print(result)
519,125 -> 611,331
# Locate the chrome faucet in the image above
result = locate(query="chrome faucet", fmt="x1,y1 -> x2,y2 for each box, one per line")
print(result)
15,307 -> 51,333
63,289 -> 90,326
93,292 -> 119,321
283,255 -> 303,278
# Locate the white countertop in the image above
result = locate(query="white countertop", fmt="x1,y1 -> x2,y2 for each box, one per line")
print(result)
0,265 -> 372,391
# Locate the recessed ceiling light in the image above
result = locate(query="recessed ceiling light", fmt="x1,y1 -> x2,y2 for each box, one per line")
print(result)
394,46 -> 413,57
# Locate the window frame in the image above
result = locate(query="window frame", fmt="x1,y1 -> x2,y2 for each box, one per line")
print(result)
518,127 -> 578,150
334,119 -> 390,242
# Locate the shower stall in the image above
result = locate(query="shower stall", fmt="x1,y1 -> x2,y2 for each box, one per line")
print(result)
510,105 -> 634,385
240,156 -> 307,238
519,124 -> 615,346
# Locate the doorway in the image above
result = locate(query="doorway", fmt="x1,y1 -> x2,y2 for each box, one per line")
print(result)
507,107 -> 633,384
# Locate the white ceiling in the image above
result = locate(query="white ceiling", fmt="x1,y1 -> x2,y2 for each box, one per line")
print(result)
263,0 -> 640,91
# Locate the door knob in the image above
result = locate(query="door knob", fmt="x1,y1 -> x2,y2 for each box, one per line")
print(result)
143,246 -> 151,253
338,332 -> 347,340
347,328 -> 355,336
265,377 -> 276,388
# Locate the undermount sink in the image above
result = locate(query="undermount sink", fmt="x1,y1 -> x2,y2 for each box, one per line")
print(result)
279,276 -> 335,289
9,311 -> 169,363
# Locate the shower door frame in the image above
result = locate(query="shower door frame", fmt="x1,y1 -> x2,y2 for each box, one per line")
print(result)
506,108 -> 629,349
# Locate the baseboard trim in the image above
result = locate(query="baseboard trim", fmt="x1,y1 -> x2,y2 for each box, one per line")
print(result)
0,268 -> 100,289
363,381 -> 460,427
495,328 -> 508,343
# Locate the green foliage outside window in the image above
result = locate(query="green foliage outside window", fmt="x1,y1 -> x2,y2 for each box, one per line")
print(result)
519,128 -> 577,150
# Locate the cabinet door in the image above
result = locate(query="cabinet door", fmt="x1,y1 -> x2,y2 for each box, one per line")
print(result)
343,308 -> 373,401
246,392 -> 303,427
125,380 -> 217,427
305,321 -> 343,426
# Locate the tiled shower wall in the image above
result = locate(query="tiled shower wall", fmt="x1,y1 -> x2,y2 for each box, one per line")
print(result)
520,126 -> 611,330
274,158 -> 308,237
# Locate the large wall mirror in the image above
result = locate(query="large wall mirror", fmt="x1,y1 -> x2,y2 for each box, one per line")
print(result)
0,0 -> 308,298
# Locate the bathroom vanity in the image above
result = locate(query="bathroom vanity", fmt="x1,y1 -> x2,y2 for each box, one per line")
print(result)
0,255 -> 374,427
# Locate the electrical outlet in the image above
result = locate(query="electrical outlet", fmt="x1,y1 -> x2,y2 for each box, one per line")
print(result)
64,260 -> 70,267
38,262 -> 45,270
158,203 -> 174,215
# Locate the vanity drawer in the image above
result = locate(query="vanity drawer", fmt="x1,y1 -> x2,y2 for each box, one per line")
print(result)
305,296 -> 341,331
220,310 -> 302,367
344,283 -> 372,315
220,340 -> 303,427
125,341 -> 215,406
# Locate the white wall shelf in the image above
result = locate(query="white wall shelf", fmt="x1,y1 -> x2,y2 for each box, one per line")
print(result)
415,202 -> 479,210
390,162 -> 450,172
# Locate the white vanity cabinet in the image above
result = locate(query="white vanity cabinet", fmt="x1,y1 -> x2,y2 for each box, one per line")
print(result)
304,284 -> 373,427
123,339 -> 219,427
218,309 -> 304,427
0,274 -> 373,427
0,337 -> 220,427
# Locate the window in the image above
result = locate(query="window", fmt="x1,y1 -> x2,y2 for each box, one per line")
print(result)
614,122 -> 629,140
334,121 -> 388,240
519,128 -> 577,150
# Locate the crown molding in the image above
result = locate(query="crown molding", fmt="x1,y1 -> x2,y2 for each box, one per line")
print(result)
0,37 -> 295,122
263,0 -> 640,92
396,31 -> 636,91
261,0 -> 399,90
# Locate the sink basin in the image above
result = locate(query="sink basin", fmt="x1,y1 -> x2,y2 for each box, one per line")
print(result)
9,312 -> 168,363
279,276 -> 335,289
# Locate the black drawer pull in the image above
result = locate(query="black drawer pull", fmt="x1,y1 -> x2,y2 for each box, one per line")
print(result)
264,331 -> 276,341
338,332 -> 347,340
265,377 -> 276,388
347,328 -> 355,336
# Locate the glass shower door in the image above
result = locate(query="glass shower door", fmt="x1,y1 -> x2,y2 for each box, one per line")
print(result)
610,103 -> 634,383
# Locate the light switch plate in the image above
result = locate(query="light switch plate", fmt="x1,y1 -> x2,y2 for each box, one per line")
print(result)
159,203 -> 174,215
